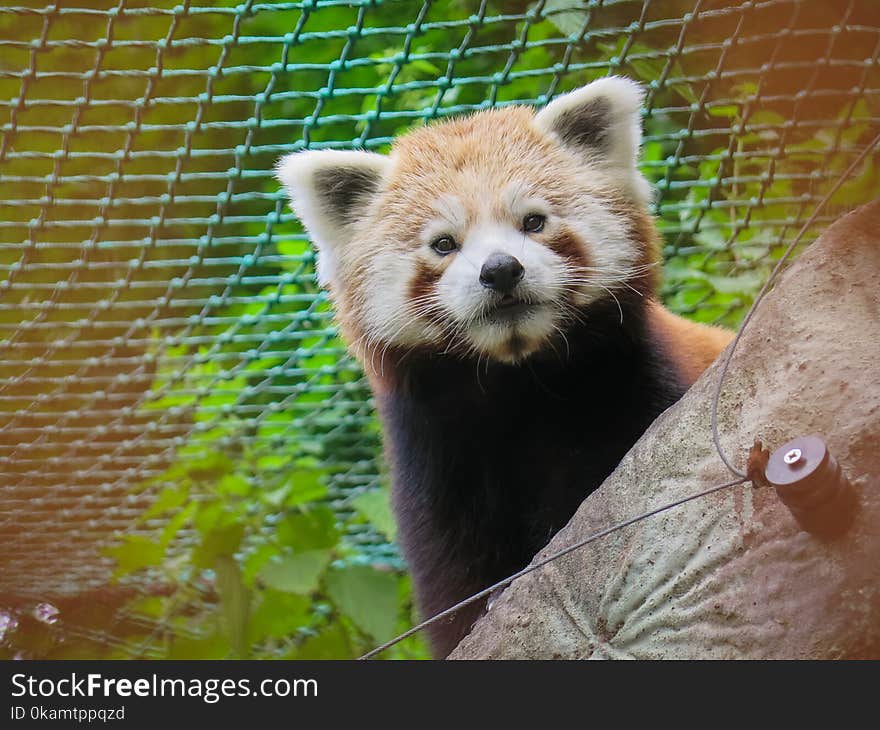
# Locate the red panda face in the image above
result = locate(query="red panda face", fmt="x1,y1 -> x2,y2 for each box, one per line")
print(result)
277,77 -> 658,366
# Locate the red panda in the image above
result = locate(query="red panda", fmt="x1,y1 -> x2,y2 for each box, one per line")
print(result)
277,77 -> 733,658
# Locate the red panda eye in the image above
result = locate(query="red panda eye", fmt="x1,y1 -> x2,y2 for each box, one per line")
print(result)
522,213 -> 546,233
431,235 -> 457,255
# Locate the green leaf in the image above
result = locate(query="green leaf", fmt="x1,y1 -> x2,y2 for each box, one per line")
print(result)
193,501 -> 225,534
706,271 -> 766,295
217,474 -> 251,497
256,453 -> 288,471
192,523 -> 245,569
242,542 -> 278,585
159,502 -> 196,548
214,555 -> 251,658
324,565 -> 399,642
261,484 -> 292,509
351,488 -> 397,541
130,597 -> 165,618
707,104 -> 739,119
248,590 -> 312,642
143,486 -> 189,519
106,535 -> 165,575
167,632 -> 231,660
183,450 -> 235,483
284,470 -> 328,507
258,550 -> 332,594
409,58 -> 440,75
289,621 -> 352,660
275,506 -> 339,550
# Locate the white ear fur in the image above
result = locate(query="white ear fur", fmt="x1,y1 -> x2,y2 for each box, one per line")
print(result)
534,76 -> 651,203
275,149 -> 389,286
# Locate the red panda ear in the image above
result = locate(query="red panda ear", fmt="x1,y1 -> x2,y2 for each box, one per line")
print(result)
276,150 -> 389,286
533,76 -> 650,203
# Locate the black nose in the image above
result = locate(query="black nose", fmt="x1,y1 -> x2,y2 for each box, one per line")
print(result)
479,252 -> 524,293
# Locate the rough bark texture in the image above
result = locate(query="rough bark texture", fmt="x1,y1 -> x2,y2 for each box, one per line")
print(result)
451,199 -> 880,660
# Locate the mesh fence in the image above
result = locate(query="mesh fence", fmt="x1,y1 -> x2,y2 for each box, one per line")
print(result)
0,0 -> 877,658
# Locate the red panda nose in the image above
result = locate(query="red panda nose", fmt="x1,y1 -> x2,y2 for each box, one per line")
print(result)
479,252 -> 525,293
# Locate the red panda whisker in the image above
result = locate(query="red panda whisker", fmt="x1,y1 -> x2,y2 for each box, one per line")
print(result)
548,323 -> 571,363
559,274 -> 644,297
563,261 -> 657,280
474,351 -> 487,395
558,267 -> 642,280
443,324 -> 472,357
555,303 -> 588,331
555,283 -> 629,317
617,280 -> 644,297
589,284 -> 624,325
372,304 -> 443,359
556,275 -> 642,296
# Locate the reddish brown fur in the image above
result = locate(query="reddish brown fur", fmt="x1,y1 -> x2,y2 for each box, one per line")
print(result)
408,261 -> 440,303
547,225 -> 592,269
332,106 -> 625,356
325,102 -> 730,391
648,303 -> 734,383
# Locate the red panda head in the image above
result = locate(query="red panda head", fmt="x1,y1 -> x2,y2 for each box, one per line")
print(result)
277,77 -> 659,366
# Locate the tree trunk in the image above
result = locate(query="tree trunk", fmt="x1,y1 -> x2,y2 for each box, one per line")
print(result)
452,199 -> 880,659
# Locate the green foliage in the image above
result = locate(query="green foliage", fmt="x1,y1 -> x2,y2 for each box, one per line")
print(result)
351,489 -> 397,542
102,374 -> 427,658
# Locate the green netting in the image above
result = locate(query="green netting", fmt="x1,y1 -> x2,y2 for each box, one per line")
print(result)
0,0 -> 877,659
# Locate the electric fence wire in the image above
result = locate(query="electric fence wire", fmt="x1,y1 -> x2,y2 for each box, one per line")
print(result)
359,129 -> 880,660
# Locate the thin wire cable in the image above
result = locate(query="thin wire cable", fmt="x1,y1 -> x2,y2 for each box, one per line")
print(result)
710,129 -> 880,478
359,476 -> 747,659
